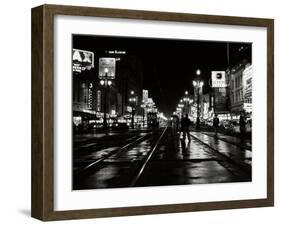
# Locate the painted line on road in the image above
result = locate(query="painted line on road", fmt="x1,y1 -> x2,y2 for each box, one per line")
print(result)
130,126 -> 168,187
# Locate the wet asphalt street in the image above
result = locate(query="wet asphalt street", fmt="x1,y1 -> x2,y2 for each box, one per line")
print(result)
73,126 -> 252,190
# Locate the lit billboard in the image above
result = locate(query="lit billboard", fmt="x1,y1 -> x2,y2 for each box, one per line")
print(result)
72,49 -> 94,73
98,58 -> 116,79
211,71 -> 227,88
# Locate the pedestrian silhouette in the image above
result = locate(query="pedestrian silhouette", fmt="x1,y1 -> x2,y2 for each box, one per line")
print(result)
239,112 -> 246,142
213,114 -> 219,138
181,114 -> 191,142
196,117 -> 200,129
171,115 -> 179,135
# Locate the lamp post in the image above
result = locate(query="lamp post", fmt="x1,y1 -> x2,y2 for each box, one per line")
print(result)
183,90 -> 189,115
129,90 -> 136,129
193,69 -> 204,128
99,68 -> 113,129
177,103 -> 184,119
141,101 -> 147,128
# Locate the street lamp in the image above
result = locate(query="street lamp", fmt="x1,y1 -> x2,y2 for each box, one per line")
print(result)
99,68 -> 113,129
183,91 -> 190,115
141,100 -> 147,127
129,92 -> 136,129
193,69 -> 204,128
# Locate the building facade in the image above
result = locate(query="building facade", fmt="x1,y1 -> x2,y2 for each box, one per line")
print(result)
72,48 -> 144,129
228,63 -> 252,117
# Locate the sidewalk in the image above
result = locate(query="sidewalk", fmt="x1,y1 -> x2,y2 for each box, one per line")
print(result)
202,131 -> 251,150
190,132 -> 252,168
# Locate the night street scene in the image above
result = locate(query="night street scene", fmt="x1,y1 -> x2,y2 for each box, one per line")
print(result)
72,34 -> 252,190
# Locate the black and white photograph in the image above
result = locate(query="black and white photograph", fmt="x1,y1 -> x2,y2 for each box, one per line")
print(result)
72,34 -> 252,190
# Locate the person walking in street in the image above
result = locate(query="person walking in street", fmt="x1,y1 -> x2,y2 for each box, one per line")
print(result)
181,114 -> 191,142
171,115 -> 179,135
213,114 -> 219,138
239,112 -> 246,141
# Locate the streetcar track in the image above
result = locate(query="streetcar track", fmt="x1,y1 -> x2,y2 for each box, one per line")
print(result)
73,130 -> 150,147
74,133 -> 151,176
130,126 -> 168,187
73,133 -> 141,153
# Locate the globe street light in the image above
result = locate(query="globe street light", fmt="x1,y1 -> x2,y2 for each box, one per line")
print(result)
193,69 -> 204,128
183,91 -> 190,115
99,68 -> 113,129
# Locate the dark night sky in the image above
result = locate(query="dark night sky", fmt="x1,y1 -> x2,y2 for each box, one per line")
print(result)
73,35 -> 251,116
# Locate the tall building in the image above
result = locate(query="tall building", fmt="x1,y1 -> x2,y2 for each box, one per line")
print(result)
72,49 -> 96,126
242,64 -> 253,113
229,63 -> 253,115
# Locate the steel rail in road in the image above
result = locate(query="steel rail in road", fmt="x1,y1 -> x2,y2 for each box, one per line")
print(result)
73,130 -> 146,150
74,133 -> 151,175
129,126 -> 168,187
189,132 -> 251,174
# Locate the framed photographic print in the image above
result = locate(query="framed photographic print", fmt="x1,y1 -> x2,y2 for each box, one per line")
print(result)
31,4 -> 274,221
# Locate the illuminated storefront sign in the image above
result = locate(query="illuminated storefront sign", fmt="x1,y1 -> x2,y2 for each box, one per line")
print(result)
87,83 -> 93,109
211,71 -> 227,88
97,90 -> 101,112
72,49 -> 94,73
